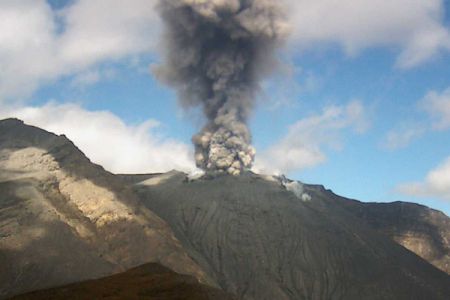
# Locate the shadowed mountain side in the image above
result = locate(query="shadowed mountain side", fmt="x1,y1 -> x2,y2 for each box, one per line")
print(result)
131,172 -> 450,300
0,119 -> 213,299
10,263 -> 234,300
0,178 -> 113,297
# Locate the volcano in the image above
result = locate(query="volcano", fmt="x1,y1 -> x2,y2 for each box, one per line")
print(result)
1,119 -> 449,300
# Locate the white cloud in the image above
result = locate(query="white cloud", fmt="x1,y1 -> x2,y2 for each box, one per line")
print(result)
254,101 -> 369,174
393,88 -> 450,201
285,0 -> 450,68
381,87 -> 450,150
0,0 -> 57,101
398,157 -> 450,201
1,0 -> 449,103
70,68 -> 117,88
0,0 -> 159,102
381,125 -> 426,151
0,103 -> 196,174
421,88 -> 450,130
70,70 -> 102,88
58,0 -> 159,69
394,88 -> 450,199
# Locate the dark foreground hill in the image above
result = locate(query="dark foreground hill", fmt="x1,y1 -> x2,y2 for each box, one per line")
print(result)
10,263 -> 234,300
1,118 -> 450,300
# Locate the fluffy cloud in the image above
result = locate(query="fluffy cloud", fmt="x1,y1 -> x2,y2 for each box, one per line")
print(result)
381,87 -> 450,150
285,0 -> 450,68
70,68 -> 117,88
381,125 -> 426,151
58,0 -> 159,68
254,101 -> 369,174
0,1 -> 57,101
394,88 -> 450,201
0,0 -> 158,102
398,157 -> 450,201
0,103 -> 196,174
421,88 -> 450,130
2,0 -> 450,103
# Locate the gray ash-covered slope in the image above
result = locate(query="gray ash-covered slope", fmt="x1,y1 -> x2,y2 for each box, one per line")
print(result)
132,172 -> 450,300
0,119 -> 211,299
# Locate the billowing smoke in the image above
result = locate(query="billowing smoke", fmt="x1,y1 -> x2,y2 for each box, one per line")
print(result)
155,0 -> 287,175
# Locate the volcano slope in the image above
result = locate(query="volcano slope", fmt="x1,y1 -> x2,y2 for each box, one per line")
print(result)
132,172 -> 450,300
0,119 -> 211,299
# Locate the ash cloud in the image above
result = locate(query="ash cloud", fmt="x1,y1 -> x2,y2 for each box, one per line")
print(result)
155,0 -> 287,175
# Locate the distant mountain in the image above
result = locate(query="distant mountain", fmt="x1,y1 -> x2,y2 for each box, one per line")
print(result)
332,194 -> 450,274
10,263 -> 234,300
1,118 -> 450,300
0,119 -> 212,299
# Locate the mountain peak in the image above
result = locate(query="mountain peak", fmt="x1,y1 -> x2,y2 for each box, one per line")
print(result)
0,118 -> 24,125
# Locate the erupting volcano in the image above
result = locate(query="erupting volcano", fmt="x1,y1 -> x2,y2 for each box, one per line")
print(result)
155,0 -> 287,175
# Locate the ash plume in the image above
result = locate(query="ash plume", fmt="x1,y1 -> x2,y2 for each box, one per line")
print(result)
155,0 -> 287,175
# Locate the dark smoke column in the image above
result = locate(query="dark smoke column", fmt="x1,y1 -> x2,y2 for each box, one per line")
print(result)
155,0 -> 287,175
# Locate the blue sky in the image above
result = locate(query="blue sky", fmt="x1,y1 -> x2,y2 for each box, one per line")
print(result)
1,0 -> 450,215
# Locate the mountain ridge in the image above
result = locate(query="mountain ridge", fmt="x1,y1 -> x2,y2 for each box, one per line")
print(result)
1,118 -> 450,300
0,118 -> 212,299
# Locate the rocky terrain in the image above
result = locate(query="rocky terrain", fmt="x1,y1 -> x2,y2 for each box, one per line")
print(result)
10,263 -> 234,300
1,118 -> 450,300
0,119 -> 211,299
